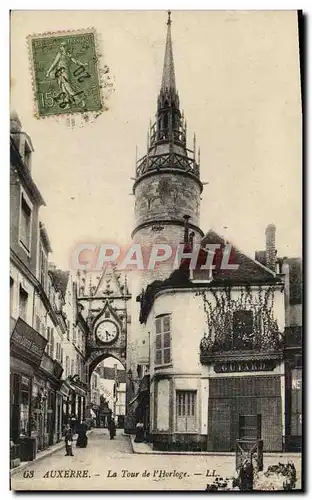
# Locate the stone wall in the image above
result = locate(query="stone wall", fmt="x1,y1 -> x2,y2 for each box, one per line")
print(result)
133,172 -> 201,232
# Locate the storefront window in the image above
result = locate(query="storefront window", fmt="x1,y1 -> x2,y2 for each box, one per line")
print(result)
20,376 -> 30,436
291,368 -> 302,436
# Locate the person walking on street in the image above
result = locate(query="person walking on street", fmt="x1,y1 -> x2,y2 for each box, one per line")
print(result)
108,417 -> 116,440
65,424 -> 74,456
76,420 -> 88,448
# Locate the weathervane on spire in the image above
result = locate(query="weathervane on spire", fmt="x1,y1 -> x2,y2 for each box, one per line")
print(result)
167,10 -> 172,26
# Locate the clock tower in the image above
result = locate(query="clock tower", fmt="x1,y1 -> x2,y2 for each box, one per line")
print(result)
77,265 -> 130,376
128,12 -> 204,418
132,11 -> 203,289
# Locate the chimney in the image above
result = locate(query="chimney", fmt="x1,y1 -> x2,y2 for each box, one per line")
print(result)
265,224 -> 277,272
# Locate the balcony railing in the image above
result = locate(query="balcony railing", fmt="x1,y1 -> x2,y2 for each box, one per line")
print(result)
136,151 -> 200,179
200,328 -> 284,363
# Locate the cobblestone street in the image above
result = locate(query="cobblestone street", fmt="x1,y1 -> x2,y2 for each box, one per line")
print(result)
11,429 -> 302,491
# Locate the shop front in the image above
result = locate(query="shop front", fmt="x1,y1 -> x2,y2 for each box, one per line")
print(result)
129,374 -> 150,436
205,356 -> 284,452
31,354 -> 63,450
285,353 -> 302,451
10,317 -> 47,466
60,380 -> 71,433
67,378 -> 88,427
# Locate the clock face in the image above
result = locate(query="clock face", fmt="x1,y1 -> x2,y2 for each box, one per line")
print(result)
96,321 -> 118,344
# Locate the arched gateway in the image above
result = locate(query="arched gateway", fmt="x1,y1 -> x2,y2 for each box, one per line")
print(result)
76,266 -> 135,431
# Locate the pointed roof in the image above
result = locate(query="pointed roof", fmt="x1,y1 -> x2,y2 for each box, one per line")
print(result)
93,264 -> 124,297
161,11 -> 176,92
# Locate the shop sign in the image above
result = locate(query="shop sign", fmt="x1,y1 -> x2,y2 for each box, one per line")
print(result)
11,318 -> 47,365
291,369 -> 302,390
40,353 -> 54,375
214,359 -> 276,373
60,382 -> 70,398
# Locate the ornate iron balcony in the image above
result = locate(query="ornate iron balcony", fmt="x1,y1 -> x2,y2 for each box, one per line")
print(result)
200,327 -> 284,364
135,151 -> 200,179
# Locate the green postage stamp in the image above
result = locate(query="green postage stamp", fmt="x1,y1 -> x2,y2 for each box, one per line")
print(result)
28,29 -> 103,118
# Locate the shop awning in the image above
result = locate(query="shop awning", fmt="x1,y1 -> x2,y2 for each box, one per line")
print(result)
68,383 -> 87,397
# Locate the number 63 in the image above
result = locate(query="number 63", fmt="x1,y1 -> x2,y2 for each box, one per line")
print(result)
23,470 -> 34,478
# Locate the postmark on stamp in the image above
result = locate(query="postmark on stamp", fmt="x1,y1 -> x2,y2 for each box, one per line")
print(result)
28,29 -> 104,118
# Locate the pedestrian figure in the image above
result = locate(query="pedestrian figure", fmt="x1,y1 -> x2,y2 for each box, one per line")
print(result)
64,424 -> 74,457
239,458 -> 254,491
108,417 -> 116,440
134,422 -> 145,443
76,421 -> 88,448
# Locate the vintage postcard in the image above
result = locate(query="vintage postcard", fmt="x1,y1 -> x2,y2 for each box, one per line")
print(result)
10,10 -> 302,491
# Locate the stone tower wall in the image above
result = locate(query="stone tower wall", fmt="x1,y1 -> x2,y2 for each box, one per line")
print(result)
133,172 -> 201,233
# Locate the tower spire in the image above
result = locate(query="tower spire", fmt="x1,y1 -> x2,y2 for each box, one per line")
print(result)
133,11 -> 201,185
161,10 -> 176,92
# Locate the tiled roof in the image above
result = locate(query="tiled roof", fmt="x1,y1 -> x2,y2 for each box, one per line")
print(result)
192,230 -> 281,285
138,230 -> 283,324
255,250 -> 266,267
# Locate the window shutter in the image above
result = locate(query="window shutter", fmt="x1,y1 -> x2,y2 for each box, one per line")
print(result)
155,314 -> 171,365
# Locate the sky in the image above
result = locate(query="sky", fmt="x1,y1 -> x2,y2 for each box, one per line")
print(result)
10,10 -> 302,269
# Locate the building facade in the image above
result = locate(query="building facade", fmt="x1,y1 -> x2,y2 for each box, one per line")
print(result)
77,265 -> 130,427
10,113 -> 89,467
256,226 -> 303,452
140,231 -> 285,452
10,112 -> 60,463
128,13 -> 204,431
127,14 -> 297,453
282,257 -> 302,452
